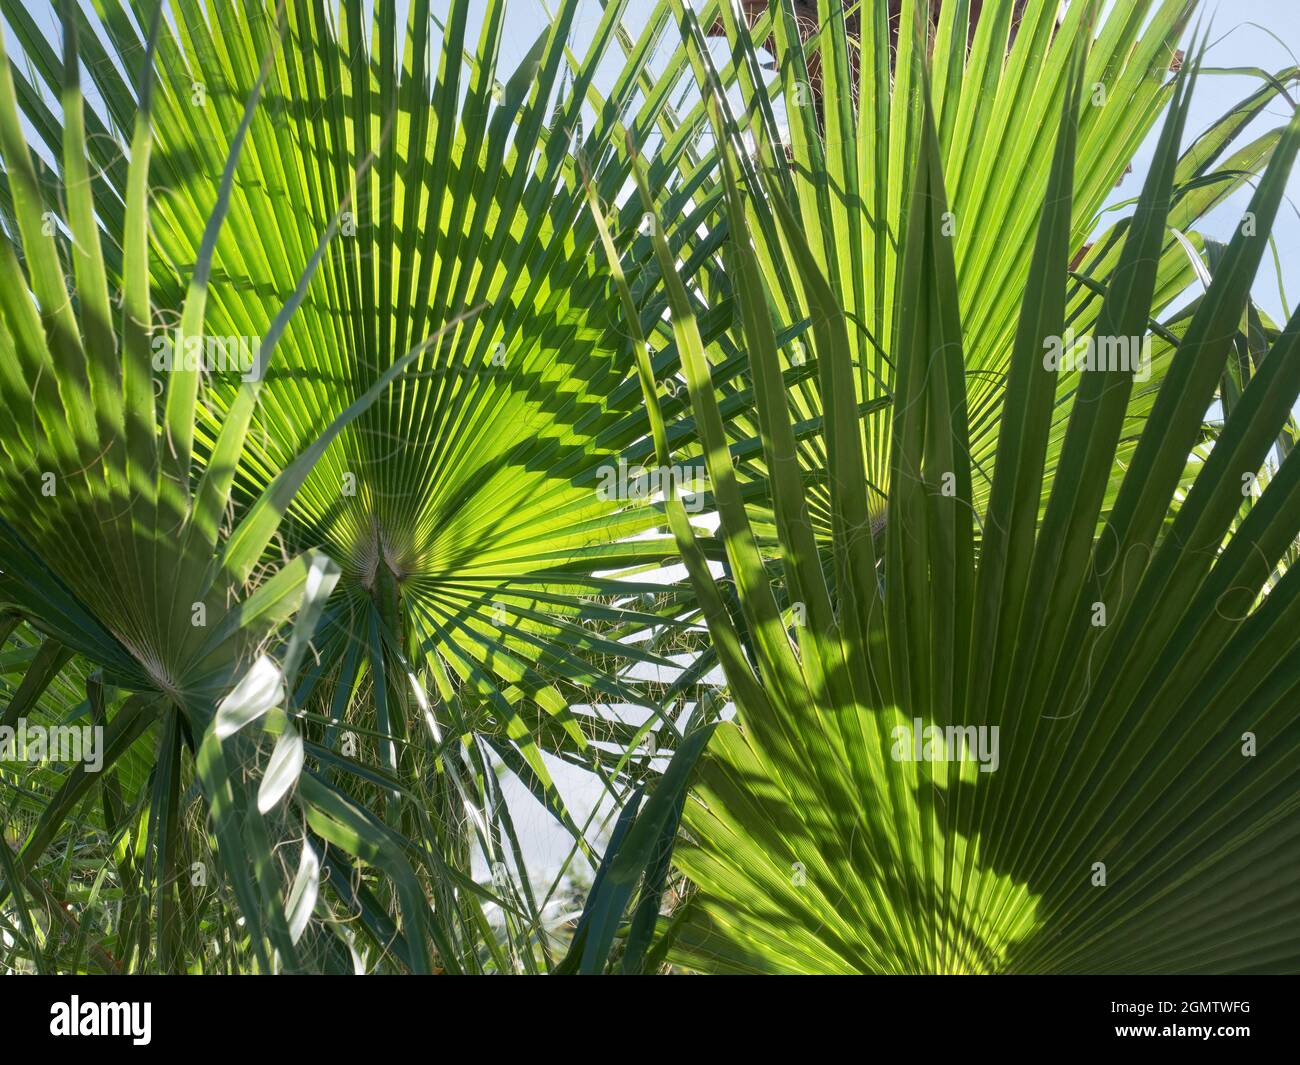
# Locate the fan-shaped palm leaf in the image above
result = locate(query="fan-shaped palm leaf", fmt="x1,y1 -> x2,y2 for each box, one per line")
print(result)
628,37 -> 1300,973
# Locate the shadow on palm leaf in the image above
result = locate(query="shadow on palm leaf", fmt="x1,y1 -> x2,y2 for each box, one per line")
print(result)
622,41 -> 1300,974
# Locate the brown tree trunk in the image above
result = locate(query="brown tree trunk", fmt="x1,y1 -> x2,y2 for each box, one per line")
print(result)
707,1 -> 1035,115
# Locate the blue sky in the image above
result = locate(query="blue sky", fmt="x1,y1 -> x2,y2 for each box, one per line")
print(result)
1111,0 -> 1299,325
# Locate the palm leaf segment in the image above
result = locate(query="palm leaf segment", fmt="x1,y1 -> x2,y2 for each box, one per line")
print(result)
0,0 -> 718,971
692,0 -> 1296,532
1,0 -> 708,761
636,19 -> 1300,973
0,0 -> 389,971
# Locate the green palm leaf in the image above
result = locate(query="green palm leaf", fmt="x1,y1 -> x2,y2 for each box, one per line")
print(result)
634,34 -> 1300,973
